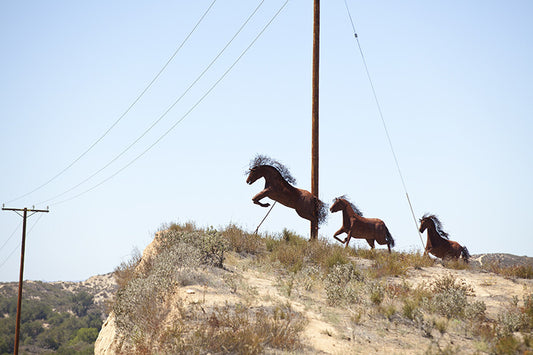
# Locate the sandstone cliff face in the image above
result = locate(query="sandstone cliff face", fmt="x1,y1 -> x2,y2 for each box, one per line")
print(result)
94,312 -> 121,355
95,234 -> 161,355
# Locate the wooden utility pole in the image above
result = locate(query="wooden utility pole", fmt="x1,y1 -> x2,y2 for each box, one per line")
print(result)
311,0 -> 320,240
2,205 -> 49,355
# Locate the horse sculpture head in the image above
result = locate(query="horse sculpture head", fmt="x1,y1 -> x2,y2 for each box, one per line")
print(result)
330,196 -> 363,216
330,198 -> 345,213
246,154 -> 297,185
246,166 -> 262,185
419,214 -> 449,239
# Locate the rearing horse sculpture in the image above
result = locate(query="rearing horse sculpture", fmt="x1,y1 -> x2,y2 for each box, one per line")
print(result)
246,155 -> 327,226
419,214 -> 470,263
330,196 -> 395,253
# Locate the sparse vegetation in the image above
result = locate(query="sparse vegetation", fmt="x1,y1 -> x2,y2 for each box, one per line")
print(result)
482,260 -> 533,279
107,223 -> 533,353
111,224 -> 306,353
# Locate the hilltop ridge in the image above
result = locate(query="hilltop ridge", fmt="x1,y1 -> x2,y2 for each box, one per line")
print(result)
94,224 -> 533,354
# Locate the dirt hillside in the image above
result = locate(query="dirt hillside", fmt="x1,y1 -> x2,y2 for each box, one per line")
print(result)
95,228 -> 533,354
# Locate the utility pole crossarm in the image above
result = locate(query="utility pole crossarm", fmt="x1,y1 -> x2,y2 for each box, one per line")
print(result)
2,206 -> 49,213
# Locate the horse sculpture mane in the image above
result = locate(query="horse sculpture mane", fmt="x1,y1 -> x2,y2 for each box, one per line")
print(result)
333,195 -> 363,217
248,154 -> 296,185
421,213 -> 449,240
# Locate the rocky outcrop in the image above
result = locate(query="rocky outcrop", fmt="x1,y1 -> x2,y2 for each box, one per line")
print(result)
94,312 -> 121,355
95,234 -> 161,355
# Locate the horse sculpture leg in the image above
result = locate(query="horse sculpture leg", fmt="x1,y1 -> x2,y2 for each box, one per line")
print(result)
252,190 -> 271,208
366,239 -> 375,249
332,228 -> 347,244
344,232 -> 354,249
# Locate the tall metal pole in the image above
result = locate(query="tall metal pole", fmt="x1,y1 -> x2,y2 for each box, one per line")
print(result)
311,0 -> 320,240
2,206 -> 49,355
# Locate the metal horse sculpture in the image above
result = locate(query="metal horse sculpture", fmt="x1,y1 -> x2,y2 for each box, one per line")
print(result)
246,155 -> 327,226
419,214 -> 470,263
330,196 -> 395,253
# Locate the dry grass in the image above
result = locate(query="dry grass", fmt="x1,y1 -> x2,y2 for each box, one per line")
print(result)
155,302 -> 307,355
482,261 -> 533,279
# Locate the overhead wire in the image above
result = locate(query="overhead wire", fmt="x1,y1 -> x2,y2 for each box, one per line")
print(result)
0,213 -> 44,271
342,0 -> 425,249
4,0 -> 219,205
50,0 -> 290,206
37,0 -> 268,206
0,221 -> 22,253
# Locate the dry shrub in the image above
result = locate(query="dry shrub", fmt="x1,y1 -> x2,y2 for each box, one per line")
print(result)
221,223 -> 264,255
166,221 -> 198,234
266,229 -> 307,272
160,303 -> 307,354
403,298 -> 422,321
367,252 -> 409,278
428,273 -> 474,295
112,226 -> 228,350
485,262 -> 533,279
324,263 -> 364,305
351,246 -> 376,260
306,238 -> 349,271
442,258 -> 470,270
113,248 -> 142,291
493,334 -> 532,355
404,250 -> 435,269
489,294 -> 533,353
272,243 -> 305,272
496,294 -> 533,336
422,274 -> 485,320
352,249 -> 434,279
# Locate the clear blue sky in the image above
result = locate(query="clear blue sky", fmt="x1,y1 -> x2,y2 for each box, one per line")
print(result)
1,1 -> 532,282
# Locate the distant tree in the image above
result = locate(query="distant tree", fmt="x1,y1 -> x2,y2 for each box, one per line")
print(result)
21,301 -> 52,322
21,320 -> 44,339
0,297 -> 17,316
70,327 -> 99,344
70,292 -> 94,317
0,329 -> 14,354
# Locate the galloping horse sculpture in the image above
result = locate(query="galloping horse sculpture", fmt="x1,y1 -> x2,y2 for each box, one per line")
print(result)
419,214 -> 470,263
330,196 -> 395,253
246,155 -> 328,226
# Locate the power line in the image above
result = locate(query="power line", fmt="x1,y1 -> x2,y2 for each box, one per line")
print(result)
0,221 -> 22,253
51,0 -> 290,206
38,0 -> 268,206
0,213 -> 44,270
342,0 -> 425,249
5,0 -> 219,205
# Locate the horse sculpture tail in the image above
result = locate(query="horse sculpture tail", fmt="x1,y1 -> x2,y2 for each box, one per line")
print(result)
385,229 -> 395,248
316,198 -> 329,226
461,246 -> 470,263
